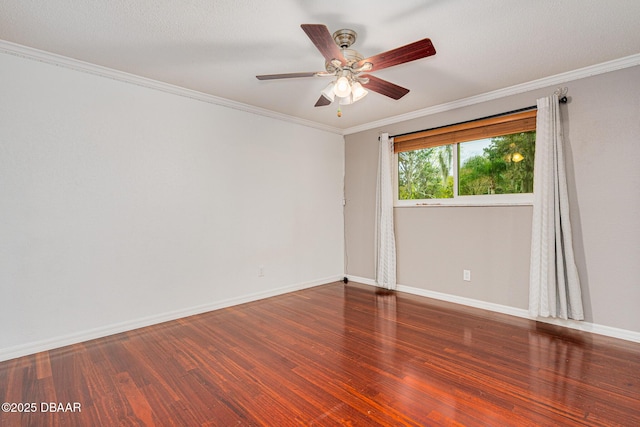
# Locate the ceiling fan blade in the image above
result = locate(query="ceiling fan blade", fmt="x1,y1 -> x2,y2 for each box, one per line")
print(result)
356,38 -> 436,72
361,74 -> 410,100
314,95 -> 332,107
301,24 -> 347,65
256,71 -> 323,80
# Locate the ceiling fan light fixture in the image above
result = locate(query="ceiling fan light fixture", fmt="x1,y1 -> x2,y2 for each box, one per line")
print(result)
351,82 -> 368,102
334,76 -> 351,97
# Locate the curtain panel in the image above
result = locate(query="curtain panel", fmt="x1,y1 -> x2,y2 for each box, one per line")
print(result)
375,133 -> 397,290
529,94 -> 584,320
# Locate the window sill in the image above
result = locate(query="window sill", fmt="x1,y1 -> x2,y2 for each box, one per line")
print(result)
395,194 -> 533,207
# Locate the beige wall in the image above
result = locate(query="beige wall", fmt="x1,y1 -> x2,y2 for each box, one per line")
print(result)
344,65 -> 640,333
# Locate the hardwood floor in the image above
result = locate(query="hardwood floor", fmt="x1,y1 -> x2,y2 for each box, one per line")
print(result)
1,282 -> 639,426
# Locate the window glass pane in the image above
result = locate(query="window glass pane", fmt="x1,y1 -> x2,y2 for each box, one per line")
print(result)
458,131 -> 536,195
398,145 -> 454,200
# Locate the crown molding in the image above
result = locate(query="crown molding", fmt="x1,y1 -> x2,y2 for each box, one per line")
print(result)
343,53 -> 640,135
2,39 -> 638,138
0,40 -> 344,135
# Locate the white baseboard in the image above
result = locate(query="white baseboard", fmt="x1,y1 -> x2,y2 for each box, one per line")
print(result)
346,275 -> 377,287
5,274 -> 636,362
346,275 -> 640,343
0,275 -> 343,362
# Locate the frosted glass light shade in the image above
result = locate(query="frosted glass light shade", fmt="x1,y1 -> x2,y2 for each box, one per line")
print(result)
321,82 -> 336,102
339,94 -> 353,105
351,82 -> 368,102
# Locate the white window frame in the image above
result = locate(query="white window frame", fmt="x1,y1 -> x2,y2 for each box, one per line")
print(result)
393,140 -> 534,207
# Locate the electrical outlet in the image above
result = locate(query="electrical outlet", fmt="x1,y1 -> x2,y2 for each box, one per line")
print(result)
258,265 -> 264,277
463,270 -> 471,281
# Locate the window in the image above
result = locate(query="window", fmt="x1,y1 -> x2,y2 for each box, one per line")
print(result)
395,110 -> 536,205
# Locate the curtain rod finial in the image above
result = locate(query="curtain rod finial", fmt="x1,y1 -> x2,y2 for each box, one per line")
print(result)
554,87 -> 569,103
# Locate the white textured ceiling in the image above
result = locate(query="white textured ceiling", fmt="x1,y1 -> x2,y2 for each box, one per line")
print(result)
2,0 -> 640,131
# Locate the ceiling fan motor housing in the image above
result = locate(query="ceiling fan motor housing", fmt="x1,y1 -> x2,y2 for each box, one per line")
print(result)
325,29 -> 364,73
333,29 -> 357,48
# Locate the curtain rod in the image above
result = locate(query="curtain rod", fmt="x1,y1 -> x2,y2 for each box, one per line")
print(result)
387,89 -> 568,140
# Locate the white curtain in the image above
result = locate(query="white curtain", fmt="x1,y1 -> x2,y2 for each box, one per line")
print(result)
529,94 -> 584,320
375,133 -> 397,290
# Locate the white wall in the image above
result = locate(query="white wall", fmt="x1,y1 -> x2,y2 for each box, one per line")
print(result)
0,51 -> 345,360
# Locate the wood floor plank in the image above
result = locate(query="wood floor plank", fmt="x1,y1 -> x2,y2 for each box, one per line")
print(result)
1,282 -> 639,426
116,371 -> 156,426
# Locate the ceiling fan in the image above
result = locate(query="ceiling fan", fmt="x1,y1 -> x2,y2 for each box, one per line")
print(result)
256,24 -> 436,112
